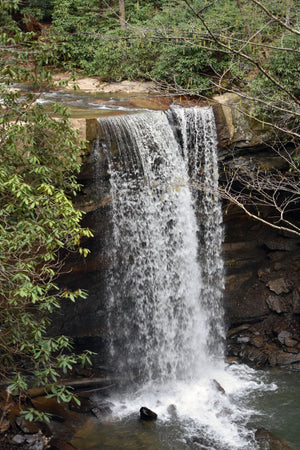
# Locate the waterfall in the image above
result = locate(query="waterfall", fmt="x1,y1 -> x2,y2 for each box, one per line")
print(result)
167,106 -> 225,357
99,106 -> 224,383
94,106 -> 273,450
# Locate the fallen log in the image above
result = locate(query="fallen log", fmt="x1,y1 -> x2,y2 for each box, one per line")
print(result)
28,377 -> 123,398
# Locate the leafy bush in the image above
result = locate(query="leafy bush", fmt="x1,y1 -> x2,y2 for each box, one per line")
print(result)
0,0 -> 93,407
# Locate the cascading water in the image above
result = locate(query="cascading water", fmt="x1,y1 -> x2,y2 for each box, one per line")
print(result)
92,107 -> 276,450
167,106 -> 225,357
101,108 -> 217,382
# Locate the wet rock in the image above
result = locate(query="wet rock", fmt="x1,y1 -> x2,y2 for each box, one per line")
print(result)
255,427 -> 294,449
250,336 -> 264,348
290,362 -> 300,371
25,435 -> 37,445
225,275 -> 270,322
91,401 -> 113,419
225,356 -> 239,364
284,337 -> 298,347
266,295 -> 289,313
167,404 -> 177,417
267,251 -> 287,262
48,438 -> 77,450
12,434 -> 26,444
188,434 -> 217,449
292,289 -> 300,313
277,330 -> 292,345
285,347 -> 298,354
244,348 -> 269,367
16,417 -> 40,434
264,239 -> 299,252
276,351 -> 300,366
69,396 -> 93,414
267,279 -> 292,295
212,379 -> 226,395
226,324 -> 250,338
139,407 -> 157,421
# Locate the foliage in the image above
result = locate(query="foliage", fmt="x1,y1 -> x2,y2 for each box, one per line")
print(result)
0,0 -> 93,408
18,0 -> 54,22
34,0 -> 297,118
150,44 -> 230,91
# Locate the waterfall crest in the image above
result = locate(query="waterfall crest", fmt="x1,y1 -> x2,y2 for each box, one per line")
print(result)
99,106 -> 224,383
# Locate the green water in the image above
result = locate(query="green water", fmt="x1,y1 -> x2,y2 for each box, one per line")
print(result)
246,369 -> 300,448
68,369 -> 300,450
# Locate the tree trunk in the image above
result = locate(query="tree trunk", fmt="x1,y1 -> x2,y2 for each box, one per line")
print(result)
236,0 -> 251,37
119,0 -> 126,28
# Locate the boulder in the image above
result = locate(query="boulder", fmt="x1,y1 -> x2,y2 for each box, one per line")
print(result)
16,416 -> 40,434
267,279 -> 291,295
250,336 -> 264,348
227,324 -> 251,338
237,336 -> 250,343
255,427 -> 294,449
277,330 -> 292,345
276,351 -> 300,366
139,407 -> 157,421
11,434 -> 26,445
284,337 -> 298,347
167,404 -> 177,417
266,295 -> 289,313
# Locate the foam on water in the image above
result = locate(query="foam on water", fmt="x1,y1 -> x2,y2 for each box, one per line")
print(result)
105,361 -> 277,449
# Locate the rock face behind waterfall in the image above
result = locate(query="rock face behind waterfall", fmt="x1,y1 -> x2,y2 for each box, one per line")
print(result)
223,210 -> 300,370
213,94 -> 300,371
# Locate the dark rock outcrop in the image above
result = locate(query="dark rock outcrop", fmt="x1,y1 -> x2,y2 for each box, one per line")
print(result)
255,427 -> 294,449
223,201 -> 300,370
139,407 -> 157,421
214,95 -> 300,371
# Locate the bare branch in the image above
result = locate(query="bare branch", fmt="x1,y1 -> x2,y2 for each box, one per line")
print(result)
182,0 -> 300,106
250,0 -> 300,36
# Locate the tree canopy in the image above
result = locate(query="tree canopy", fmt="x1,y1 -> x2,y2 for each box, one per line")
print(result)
11,1 -> 299,135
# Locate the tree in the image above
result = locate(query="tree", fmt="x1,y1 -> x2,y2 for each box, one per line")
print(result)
176,0 -> 300,236
0,0 -> 93,419
119,0 -> 125,28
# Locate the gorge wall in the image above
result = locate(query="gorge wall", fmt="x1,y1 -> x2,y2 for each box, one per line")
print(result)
58,100 -> 300,373
214,94 -> 300,370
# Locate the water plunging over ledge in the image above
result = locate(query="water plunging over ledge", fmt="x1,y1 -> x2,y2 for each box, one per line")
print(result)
101,106 -> 224,382
85,107 -> 276,449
